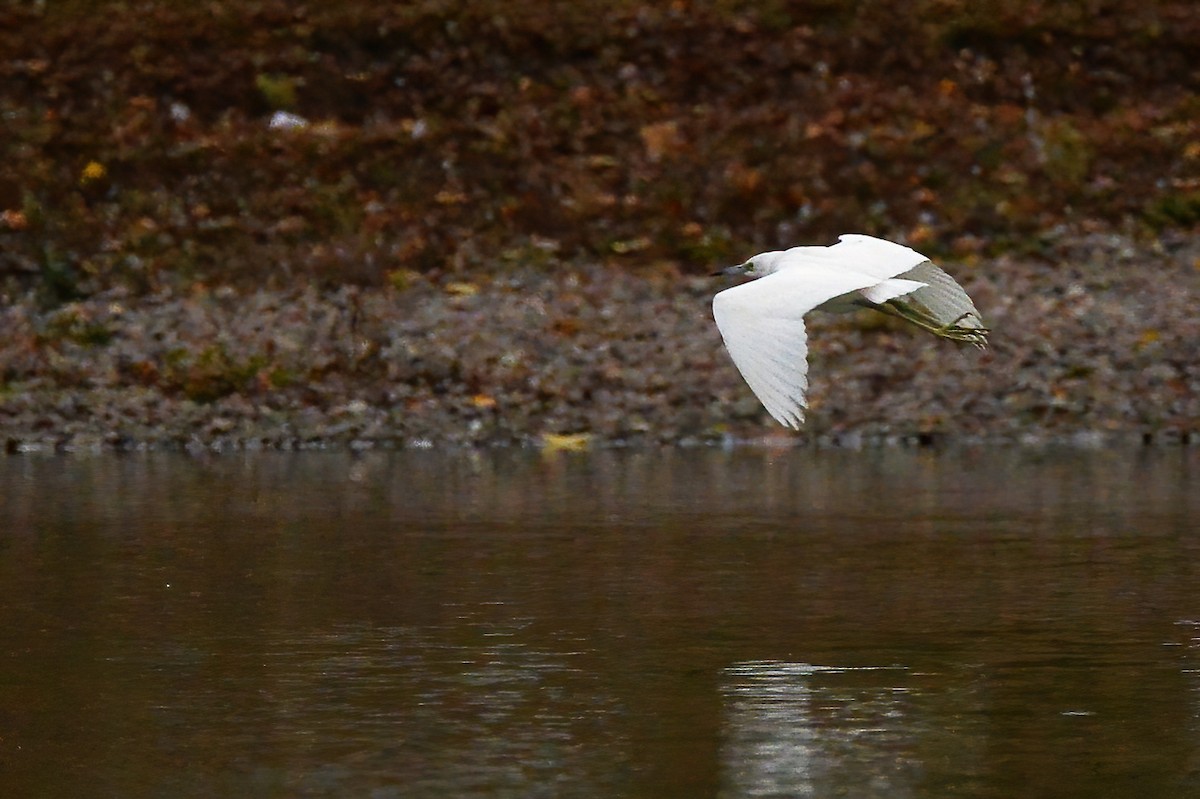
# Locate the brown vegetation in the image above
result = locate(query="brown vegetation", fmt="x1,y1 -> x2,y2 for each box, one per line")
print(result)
2,0 -> 1198,300
1,1 -> 1198,449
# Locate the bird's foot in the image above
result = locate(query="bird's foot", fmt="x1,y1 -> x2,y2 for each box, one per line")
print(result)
936,315 -> 989,349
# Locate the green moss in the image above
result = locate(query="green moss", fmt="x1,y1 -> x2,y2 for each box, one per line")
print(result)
35,247 -> 88,308
678,227 -> 736,265
1144,191 -> 1200,229
164,345 -> 269,403
255,73 -> 300,110
265,365 -> 296,389
40,307 -> 114,346
1039,119 -> 1093,186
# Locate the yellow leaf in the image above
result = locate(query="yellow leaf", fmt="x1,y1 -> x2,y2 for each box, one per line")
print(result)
434,189 -> 468,205
540,433 -> 593,453
387,269 -> 422,291
611,237 -> 651,254
444,281 -> 479,296
80,160 -> 106,184
910,119 -> 937,140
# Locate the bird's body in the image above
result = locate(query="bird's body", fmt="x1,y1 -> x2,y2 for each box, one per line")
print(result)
712,234 -> 988,429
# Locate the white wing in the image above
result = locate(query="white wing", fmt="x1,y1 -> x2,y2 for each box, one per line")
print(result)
859,277 -> 927,305
791,235 -> 987,345
713,266 -> 889,429
777,234 -> 930,280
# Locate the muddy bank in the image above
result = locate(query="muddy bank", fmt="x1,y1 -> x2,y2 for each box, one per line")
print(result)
2,232 -> 1197,453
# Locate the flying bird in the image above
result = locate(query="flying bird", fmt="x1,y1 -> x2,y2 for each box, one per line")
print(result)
712,234 -> 988,429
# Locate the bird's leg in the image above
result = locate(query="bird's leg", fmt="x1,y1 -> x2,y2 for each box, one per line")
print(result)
879,301 -> 990,349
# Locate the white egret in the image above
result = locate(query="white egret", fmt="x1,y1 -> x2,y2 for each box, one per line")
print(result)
712,234 -> 988,429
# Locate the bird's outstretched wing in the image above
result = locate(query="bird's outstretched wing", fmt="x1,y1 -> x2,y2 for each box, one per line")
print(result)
830,234 -> 931,276
777,234 -> 929,279
713,267 -> 891,429
826,235 -> 988,348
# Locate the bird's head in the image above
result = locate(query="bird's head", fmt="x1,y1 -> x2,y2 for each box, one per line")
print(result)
711,251 -> 784,279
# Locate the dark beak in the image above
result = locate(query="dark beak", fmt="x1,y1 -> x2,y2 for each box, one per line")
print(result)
710,264 -> 746,277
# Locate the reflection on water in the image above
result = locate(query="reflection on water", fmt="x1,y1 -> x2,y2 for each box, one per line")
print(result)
722,662 -> 920,798
1,447 -> 1198,797
241,620 -> 623,797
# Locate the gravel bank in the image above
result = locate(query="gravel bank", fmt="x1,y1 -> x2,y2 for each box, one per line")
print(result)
2,233 -> 1198,453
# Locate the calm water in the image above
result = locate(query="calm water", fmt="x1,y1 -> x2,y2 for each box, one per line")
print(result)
1,447 -> 1199,798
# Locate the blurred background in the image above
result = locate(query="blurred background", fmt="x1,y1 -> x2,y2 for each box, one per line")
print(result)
2,0 -> 1197,299
3,9 -> 1200,793
1,1 -> 1198,447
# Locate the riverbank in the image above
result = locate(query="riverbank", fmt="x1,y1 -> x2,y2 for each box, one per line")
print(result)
3,231 -> 1197,453
4,2 -> 1199,451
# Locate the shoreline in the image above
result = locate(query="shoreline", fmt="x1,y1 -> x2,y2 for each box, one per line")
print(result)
3,232 -> 1198,455
4,431 -> 1191,457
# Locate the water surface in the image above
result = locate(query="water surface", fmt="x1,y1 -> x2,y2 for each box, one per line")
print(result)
1,447 -> 1198,797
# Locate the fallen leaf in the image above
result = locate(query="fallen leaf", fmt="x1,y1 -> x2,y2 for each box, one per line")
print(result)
640,120 -> 685,162
1,210 -> 28,230
540,433 -> 593,452
80,160 -> 107,184
444,281 -> 479,296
